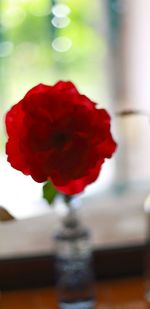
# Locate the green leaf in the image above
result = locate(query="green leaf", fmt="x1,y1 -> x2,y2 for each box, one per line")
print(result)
42,181 -> 58,205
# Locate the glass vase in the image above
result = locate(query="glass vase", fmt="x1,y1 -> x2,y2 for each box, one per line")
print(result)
54,207 -> 96,309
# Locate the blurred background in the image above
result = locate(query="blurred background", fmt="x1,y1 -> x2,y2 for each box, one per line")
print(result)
0,0 -> 150,225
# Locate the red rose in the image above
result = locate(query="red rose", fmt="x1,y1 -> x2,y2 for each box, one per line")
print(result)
5,81 -> 117,194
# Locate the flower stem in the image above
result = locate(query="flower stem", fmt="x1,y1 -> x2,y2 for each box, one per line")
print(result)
64,194 -> 73,206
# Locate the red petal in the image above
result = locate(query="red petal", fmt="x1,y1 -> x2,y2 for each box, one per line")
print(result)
52,159 -> 104,195
6,140 -> 30,175
54,81 -> 78,94
24,83 -> 51,98
5,100 -> 24,136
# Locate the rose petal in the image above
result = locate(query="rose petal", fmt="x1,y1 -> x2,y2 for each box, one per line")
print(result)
5,81 -> 117,195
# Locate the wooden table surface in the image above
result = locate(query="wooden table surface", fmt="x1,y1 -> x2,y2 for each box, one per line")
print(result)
0,277 -> 149,309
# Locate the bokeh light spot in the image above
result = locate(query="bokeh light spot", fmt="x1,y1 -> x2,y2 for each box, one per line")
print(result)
51,16 -> 70,29
52,36 -> 72,52
52,4 -> 71,18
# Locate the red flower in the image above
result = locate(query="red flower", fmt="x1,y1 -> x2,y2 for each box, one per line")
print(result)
5,81 -> 117,194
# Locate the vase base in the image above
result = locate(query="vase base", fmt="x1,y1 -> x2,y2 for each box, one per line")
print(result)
59,298 -> 96,309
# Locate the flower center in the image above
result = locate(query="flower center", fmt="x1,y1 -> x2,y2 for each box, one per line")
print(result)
53,132 -> 69,147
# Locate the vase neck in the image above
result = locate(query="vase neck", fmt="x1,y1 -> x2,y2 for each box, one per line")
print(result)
63,206 -> 79,229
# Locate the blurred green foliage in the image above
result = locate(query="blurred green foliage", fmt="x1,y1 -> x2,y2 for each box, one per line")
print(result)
0,0 -> 107,151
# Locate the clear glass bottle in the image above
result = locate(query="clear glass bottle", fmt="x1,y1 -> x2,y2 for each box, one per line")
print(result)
54,207 -> 96,309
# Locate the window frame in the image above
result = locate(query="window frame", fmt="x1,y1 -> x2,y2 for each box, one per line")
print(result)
0,243 -> 145,290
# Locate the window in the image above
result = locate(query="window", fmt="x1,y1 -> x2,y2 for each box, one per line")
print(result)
0,0 -> 149,259
1,0 -> 112,218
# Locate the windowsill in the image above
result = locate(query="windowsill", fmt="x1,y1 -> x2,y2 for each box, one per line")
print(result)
0,187 -> 148,259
